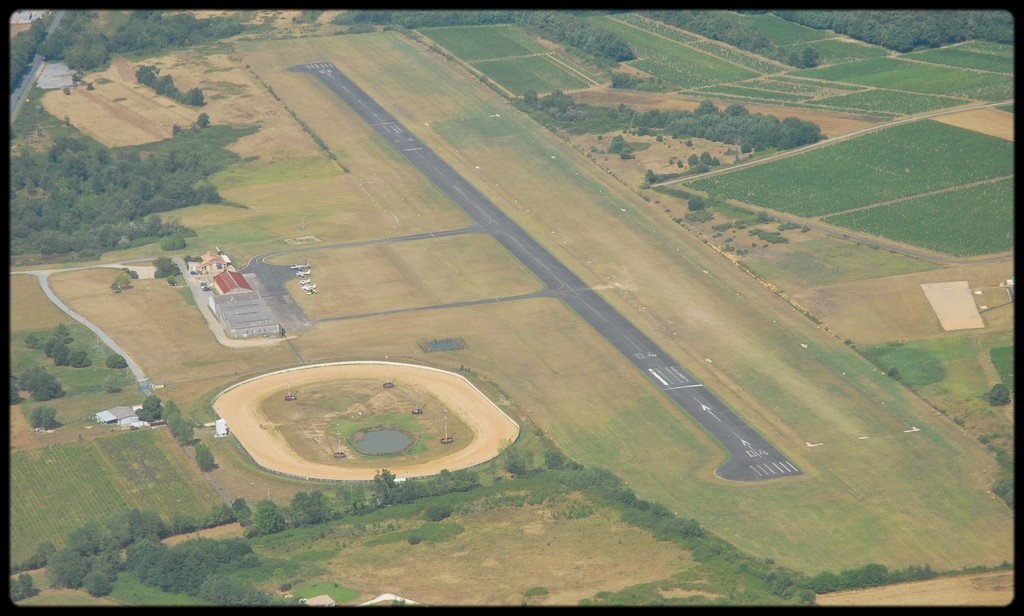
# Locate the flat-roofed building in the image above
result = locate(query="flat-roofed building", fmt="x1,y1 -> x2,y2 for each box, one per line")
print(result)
209,292 -> 281,338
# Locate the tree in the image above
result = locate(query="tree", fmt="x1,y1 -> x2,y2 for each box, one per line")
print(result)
69,349 -> 92,368
9,572 -> 39,601
111,271 -> 132,290
18,366 -> 64,401
248,500 -> 286,537
83,565 -> 115,597
196,112 -> 211,128
47,548 -> 92,589
168,413 -> 195,445
106,354 -> 128,369
11,373 -> 23,404
988,383 -> 1010,406
290,491 -> 329,527
138,395 -> 163,422
688,196 -> 706,212
232,498 -> 253,527
502,445 -> 528,477
30,406 -> 59,430
373,468 -> 399,507
160,235 -> 186,251
195,442 -> 216,472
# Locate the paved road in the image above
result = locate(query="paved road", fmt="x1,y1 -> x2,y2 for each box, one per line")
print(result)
15,264 -> 151,394
288,62 -> 801,482
9,10 -> 65,122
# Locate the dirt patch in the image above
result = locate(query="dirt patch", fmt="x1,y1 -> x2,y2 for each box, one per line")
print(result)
815,570 -> 1014,606
163,522 -> 245,546
921,281 -> 985,330
932,107 -> 1014,141
211,362 -> 520,481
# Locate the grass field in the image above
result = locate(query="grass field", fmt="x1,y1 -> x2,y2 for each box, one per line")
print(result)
9,14 -> 1014,601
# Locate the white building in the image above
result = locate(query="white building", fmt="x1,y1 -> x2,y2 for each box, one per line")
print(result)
215,419 -> 229,437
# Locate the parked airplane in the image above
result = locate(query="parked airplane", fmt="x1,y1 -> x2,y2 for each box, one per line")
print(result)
301,282 -> 316,290
290,261 -> 310,270
295,269 -> 311,277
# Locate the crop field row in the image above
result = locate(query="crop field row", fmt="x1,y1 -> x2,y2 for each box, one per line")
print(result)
696,84 -> 807,104
814,88 -> 967,116
471,55 -> 593,96
823,177 -> 1013,257
687,120 -> 1014,220
905,45 -> 1015,74
419,25 -> 548,62
9,430 -> 220,562
795,57 -> 1013,101
741,12 -> 834,46
612,14 -> 784,74
800,38 -> 890,66
592,15 -> 760,88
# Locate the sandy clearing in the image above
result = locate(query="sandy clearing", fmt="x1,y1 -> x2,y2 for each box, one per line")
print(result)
815,570 -> 1014,606
211,362 -> 520,481
932,107 -> 1014,141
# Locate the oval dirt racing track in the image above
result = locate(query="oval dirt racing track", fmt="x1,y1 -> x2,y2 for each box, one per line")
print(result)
211,362 -> 520,481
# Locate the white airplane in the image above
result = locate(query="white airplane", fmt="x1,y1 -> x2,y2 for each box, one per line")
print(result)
290,261 -> 310,270
294,270 -> 311,277
301,283 -> 316,290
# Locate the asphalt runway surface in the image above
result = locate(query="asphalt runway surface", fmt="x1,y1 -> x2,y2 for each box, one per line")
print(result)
279,62 -> 802,482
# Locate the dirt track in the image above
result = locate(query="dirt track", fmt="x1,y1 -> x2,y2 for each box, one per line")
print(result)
211,362 -> 520,481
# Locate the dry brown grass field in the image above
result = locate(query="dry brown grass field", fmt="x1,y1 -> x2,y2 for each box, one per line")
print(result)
11,15 -> 1014,604
815,570 -> 1014,606
276,234 -> 542,319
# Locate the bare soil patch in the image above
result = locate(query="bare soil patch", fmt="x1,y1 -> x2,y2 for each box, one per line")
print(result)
163,522 -> 245,546
815,570 -> 1014,606
932,107 -> 1014,141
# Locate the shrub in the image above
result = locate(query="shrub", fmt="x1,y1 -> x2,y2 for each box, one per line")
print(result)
407,535 -> 422,545
423,504 -> 452,522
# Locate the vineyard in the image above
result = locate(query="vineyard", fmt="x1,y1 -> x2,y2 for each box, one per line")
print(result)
905,46 -> 1015,74
795,57 -> 1013,101
687,120 -> 1014,218
823,177 -> 1014,256
9,429 -> 222,562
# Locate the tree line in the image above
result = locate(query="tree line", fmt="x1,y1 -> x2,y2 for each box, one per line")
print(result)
9,12 -> 55,93
9,121 -> 254,261
515,91 -> 824,152
135,65 -> 205,106
35,10 -> 249,75
772,10 -> 1014,52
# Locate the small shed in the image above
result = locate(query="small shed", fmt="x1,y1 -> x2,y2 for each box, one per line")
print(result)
215,419 -> 229,438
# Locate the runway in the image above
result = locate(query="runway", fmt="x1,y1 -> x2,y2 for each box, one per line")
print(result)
287,62 -> 801,482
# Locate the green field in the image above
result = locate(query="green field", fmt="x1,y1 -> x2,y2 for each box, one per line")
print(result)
989,346 -> 1014,390
742,12 -> 832,45
815,88 -> 964,115
687,120 -> 1013,254
795,57 -> 1013,101
472,55 -> 593,95
593,14 -> 761,88
9,430 -> 223,562
419,25 -> 548,61
823,178 -> 1014,256
906,45 -> 1015,74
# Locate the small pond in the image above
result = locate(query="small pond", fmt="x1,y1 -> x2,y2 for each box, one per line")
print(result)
356,428 -> 412,454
